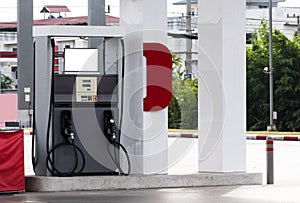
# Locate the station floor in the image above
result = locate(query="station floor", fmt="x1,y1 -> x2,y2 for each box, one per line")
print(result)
1,185 -> 300,203
1,138 -> 299,202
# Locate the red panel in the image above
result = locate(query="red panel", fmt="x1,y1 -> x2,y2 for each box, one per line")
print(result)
284,136 -> 298,141
0,51 -> 17,58
0,130 -> 25,192
143,43 -> 172,111
54,58 -> 59,65
54,66 -> 59,72
256,135 -> 267,140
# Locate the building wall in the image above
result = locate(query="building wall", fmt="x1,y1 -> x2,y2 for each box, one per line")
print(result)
0,32 -> 17,89
1,6 -> 300,85
247,7 -> 300,39
167,6 -> 300,77
0,94 -> 18,128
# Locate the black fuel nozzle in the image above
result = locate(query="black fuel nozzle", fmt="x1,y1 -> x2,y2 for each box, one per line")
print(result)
109,118 -> 117,141
104,110 -> 118,143
61,110 -> 74,142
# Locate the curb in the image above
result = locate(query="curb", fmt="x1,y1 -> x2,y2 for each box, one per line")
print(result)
246,134 -> 300,141
26,173 -> 262,192
168,133 -> 300,141
168,133 -> 198,138
24,130 -> 300,141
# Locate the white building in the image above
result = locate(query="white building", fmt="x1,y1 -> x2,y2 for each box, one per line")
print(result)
1,1 -> 300,83
0,15 -> 119,89
167,0 -> 300,76
247,7 -> 300,39
0,33 -> 18,89
246,0 -> 285,9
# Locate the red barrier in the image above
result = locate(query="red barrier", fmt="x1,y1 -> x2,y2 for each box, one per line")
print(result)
0,130 -> 25,192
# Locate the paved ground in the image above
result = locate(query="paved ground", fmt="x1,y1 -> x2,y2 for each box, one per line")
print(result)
169,138 -> 300,185
1,185 -> 300,203
1,138 -> 300,202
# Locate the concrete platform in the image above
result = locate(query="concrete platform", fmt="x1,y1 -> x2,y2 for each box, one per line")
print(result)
26,173 -> 262,192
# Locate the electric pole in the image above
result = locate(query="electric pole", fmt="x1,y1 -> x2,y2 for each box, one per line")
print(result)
268,0 -> 275,132
186,0 -> 192,75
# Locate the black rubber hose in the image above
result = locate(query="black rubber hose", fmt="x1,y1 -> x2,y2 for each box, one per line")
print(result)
107,140 -> 131,176
113,38 -> 130,176
45,38 -> 86,176
46,141 -> 86,177
32,40 -> 37,172
115,141 -> 131,176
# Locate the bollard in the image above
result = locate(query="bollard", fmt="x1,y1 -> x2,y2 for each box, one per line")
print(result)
266,136 -> 274,184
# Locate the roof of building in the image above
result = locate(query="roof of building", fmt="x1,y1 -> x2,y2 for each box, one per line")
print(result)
246,0 -> 285,3
0,15 -> 119,31
173,0 -> 285,5
40,5 -> 71,13
173,0 -> 198,5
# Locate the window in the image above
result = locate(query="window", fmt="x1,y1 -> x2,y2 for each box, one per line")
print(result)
259,5 -> 268,9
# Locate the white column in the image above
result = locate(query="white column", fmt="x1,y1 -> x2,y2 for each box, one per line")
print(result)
143,0 -> 168,174
198,0 -> 246,172
119,0 -> 145,174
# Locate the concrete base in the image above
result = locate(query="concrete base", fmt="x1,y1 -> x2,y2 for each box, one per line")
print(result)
26,173 -> 262,192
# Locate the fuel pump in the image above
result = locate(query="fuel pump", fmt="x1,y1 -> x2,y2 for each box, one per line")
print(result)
33,33 -> 130,176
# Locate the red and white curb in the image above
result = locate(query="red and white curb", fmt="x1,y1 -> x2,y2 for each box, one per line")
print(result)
168,133 -> 300,141
168,133 -> 198,138
246,134 -> 300,141
22,130 -> 300,141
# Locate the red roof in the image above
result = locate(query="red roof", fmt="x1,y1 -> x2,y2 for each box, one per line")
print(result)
0,23 -> 18,29
0,15 -> 119,30
34,16 -> 119,25
40,5 -> 71,13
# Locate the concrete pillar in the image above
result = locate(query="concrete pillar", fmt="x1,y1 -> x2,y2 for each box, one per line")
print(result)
88,0 -> 105,74
88,0 -> 105,26
143,0 -> 168,174
119,0 -> 145,174
88,0 -> 105,48
17,0 -> 33,127
198,0 -> 246,172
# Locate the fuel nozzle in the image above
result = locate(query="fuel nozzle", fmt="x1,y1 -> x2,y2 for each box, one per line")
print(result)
69,132 -> 75,140
61,110 -> 74,142
104,110 -> 118,143
109,119 -> 117,141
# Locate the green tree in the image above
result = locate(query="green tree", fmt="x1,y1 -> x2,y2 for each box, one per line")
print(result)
168,95 -> 181,129
1,74 -> 13,90
168,53 -> 198,129
168,53 -> 183,129
247,20 -> 300,131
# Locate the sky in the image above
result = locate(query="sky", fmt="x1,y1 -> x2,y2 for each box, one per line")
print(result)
0,0 -> 299,22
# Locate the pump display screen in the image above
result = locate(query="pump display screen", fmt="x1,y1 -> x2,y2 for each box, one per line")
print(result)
64,48 -> 98,73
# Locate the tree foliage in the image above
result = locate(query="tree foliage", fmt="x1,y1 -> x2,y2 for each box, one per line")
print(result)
168,53 -> 198,129
247,20 -> 300,131
1,74 -> 13,90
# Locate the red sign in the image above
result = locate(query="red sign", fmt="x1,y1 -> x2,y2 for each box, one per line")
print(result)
143,43 -> 172,111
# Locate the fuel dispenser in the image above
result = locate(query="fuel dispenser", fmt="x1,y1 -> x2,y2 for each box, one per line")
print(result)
33,32 -> 130,176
